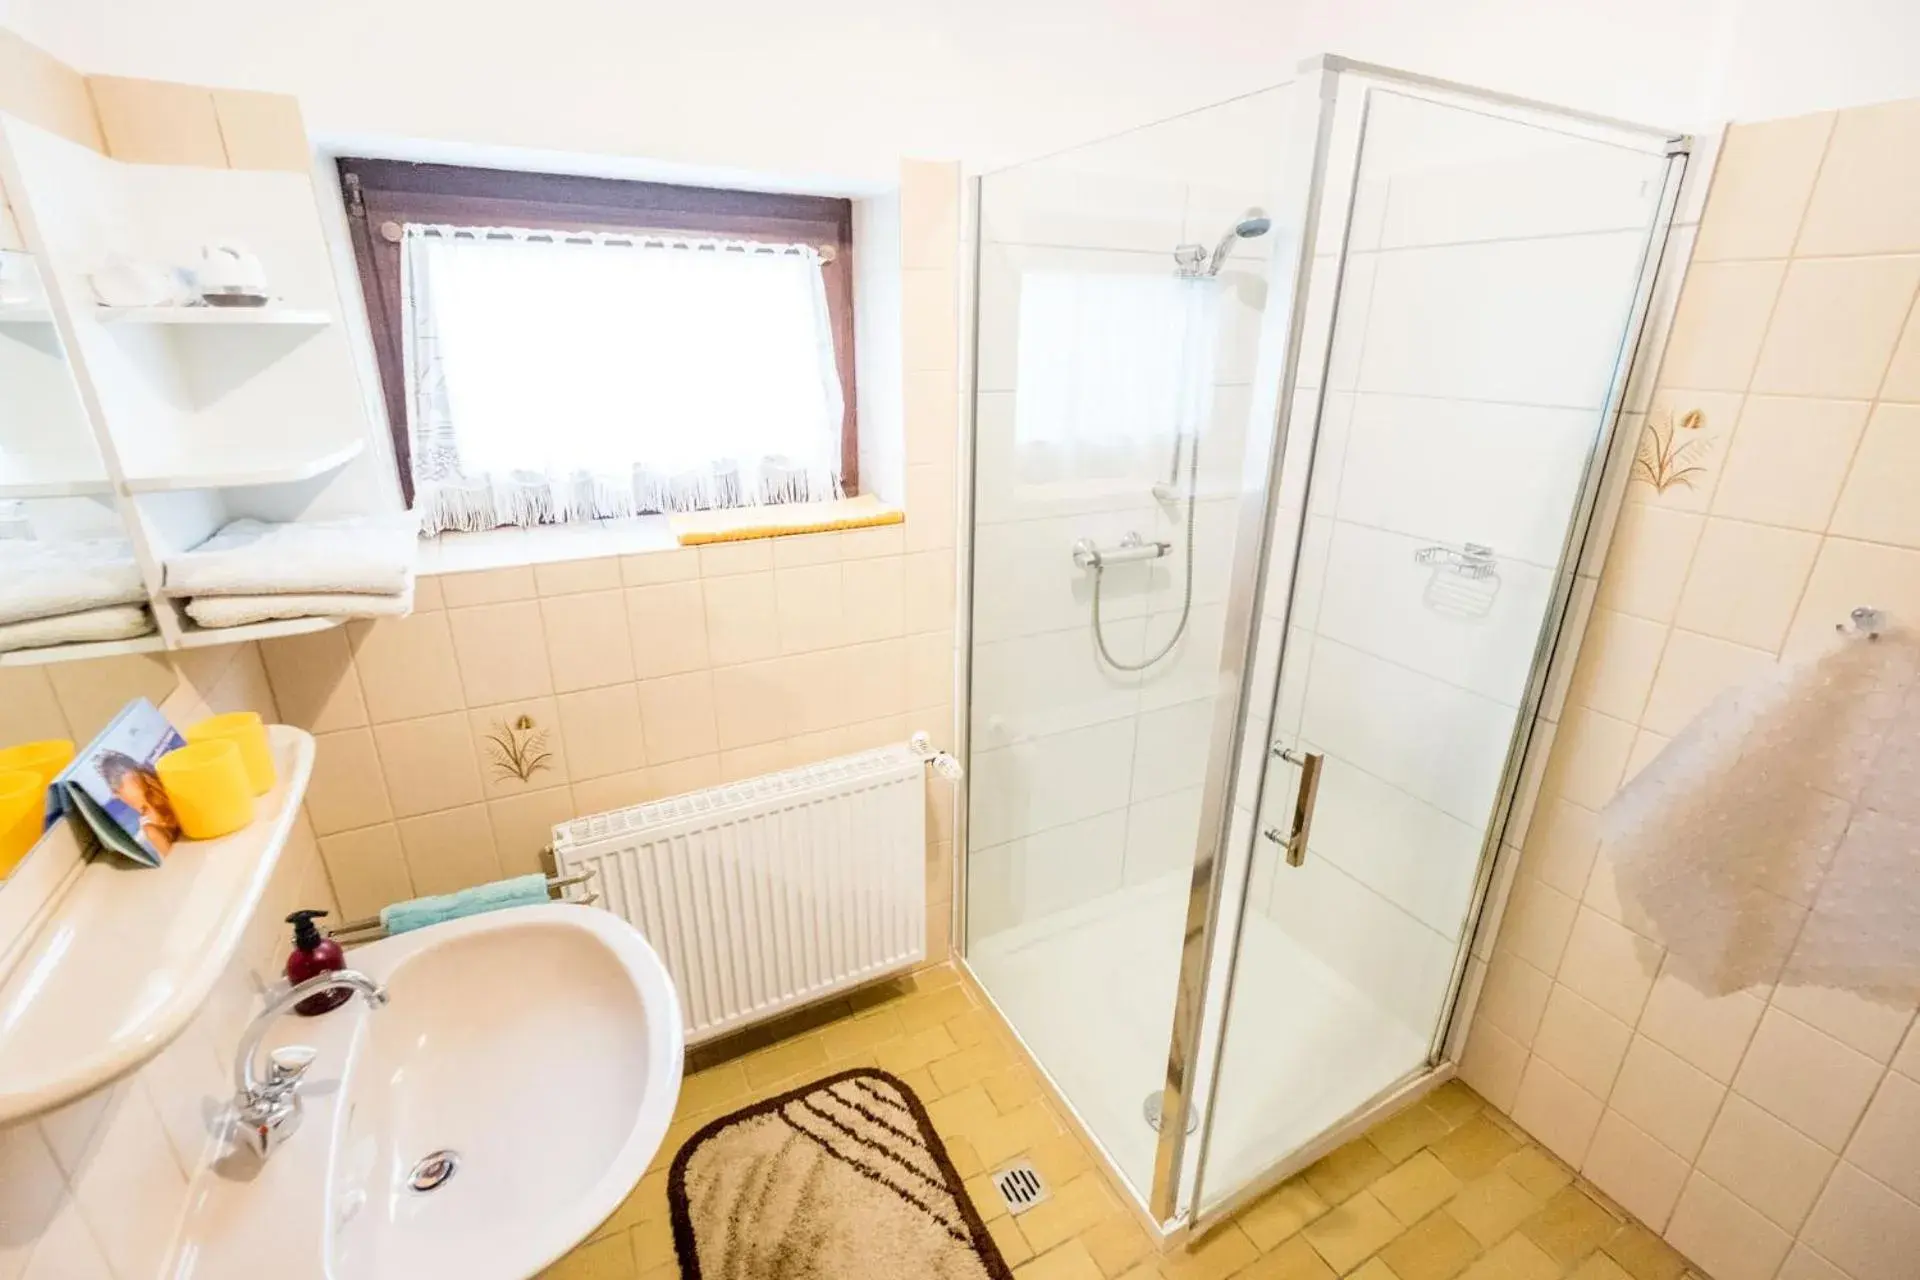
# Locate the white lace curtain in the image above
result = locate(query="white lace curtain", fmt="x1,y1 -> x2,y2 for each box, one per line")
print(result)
403,224 -> 845,533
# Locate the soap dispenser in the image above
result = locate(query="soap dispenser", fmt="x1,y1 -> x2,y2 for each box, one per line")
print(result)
285,909 -> 349,1016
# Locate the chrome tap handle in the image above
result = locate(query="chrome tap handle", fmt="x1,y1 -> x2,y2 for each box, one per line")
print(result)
264,1045 -> 317,1095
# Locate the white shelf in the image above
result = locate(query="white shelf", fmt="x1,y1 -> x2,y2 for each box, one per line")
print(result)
0,305 -> 53,324
171,614 -> 341,649
0,456 -> 112,499
121,436 -> 365,493
0,727 -> 314,1123
0,631 -> 166,668
92,304 -> 332,327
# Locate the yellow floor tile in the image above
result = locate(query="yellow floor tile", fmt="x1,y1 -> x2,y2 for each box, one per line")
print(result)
542,1231 -> 636,1279
1518,1187 -> 1619,1269
948,1005 -> 1008,1049
1238,1179 -> 1329,1251
1445,1171 -> 1541,1246
948,1136 -> 986,1178
1301,1190 -> 1405,1274
1498,1147 -> 1573,1202
1424,1081 -> 1484,1128
1239,1236 -> 1336,1280
876,1023 -> 961,1074
1020,1239 -> 1107,1280
1017,1172 -> 1122,1254
1571,1255 -> 1635,1280
968,1171 -> 1012,1222
1162,1225 -> 1261,1280
1371,1151 -> 1462,1225
740,1033 -> 828,1087
1081,1213 -> 1154,1278
927,1083 -> 1002,1136
973,1098 -> 1066,1166
897,983 -> 977,1031
991,1216 -> 1036,1266
676,1061 -> 750,1115
1347,1263 -> 1399,1280
931,1041 -> 1008,1093
1377,1211 -> 1483,1280
627,1215 -> 673,1269
984,1062 -> 1045,1112
1026,1131 -> 1097,1187
819,1006 -> 903,1059
1428,1117 -> 1521,1182
1461,1233 -> 1559,1280
1303,1139 -> 1395,1204
1600,1225 -> 1689,1280
1368,1102 -> 1455,1164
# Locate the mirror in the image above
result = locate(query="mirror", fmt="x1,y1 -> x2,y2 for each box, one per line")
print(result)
0,248 -> 177,889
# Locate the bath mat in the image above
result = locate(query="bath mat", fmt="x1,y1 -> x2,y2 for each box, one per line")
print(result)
669,1068 -> 1015,1280
668,494 -> 903,545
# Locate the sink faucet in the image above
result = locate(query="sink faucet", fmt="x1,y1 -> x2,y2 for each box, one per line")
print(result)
230,970 -> 388,1160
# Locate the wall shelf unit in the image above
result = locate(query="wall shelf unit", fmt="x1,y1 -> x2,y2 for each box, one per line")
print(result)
0,111 -> 401,668
0,632 -> 167,668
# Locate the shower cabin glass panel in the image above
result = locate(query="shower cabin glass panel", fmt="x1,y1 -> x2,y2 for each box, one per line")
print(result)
1190,84 -> 1676,1215
964,84 -> 1301,1201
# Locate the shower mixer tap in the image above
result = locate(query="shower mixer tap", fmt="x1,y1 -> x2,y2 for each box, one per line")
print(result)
1072,532 -> 1171,570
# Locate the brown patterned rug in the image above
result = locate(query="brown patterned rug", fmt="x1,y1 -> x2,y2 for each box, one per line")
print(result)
669,1068 -> 1015,1280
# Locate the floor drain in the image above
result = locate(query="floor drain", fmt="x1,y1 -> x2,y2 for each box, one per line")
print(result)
1142,1090 -> 1199,1134
991,1161 -> 1049,1216
408,1150 -> 460,1192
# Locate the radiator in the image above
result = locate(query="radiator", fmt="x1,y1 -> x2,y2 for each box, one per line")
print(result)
551,743 -> 930,1044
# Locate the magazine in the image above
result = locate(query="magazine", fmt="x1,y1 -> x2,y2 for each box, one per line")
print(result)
48,698 -> 186,867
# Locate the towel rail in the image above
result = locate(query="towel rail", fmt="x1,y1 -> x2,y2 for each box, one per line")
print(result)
326,870 -> 596,942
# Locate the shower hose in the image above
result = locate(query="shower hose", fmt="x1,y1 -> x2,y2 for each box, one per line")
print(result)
1090,433 -> 1200,672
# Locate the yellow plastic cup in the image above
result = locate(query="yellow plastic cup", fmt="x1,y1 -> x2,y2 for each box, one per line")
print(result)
0,769 -> 46,877
0,739 -> 74,789
185,712 -> 275,796
155,740 -> 254,840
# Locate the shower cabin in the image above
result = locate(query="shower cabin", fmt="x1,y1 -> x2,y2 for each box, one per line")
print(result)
955,56 -> 1687,1231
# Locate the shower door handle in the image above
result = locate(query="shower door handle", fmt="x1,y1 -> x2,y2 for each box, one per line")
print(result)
1265,747 -> 1323,868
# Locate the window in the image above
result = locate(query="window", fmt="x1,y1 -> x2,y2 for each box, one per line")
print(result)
338,160 -> 857,533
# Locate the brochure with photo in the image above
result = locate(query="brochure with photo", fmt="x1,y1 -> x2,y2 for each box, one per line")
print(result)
49,698 -> 186,867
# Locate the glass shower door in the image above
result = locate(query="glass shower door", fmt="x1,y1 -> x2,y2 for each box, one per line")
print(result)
1185,81 -> 1680,1216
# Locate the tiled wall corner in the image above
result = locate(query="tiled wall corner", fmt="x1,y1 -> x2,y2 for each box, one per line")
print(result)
0,26 -> 104,152
85,75 -> 230,168
1464,92 -> 1920,1280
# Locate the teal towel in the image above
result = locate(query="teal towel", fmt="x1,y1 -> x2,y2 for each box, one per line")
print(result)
380,873 -> 551,936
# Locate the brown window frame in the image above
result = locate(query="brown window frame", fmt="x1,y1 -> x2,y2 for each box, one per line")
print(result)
337,158 -> 858,506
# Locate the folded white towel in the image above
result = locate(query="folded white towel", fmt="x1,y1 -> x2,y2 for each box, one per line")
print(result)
0,538 -> 146,625
184,583 -> 415,629
164,516 -> 418,599
0,604 -> 154,653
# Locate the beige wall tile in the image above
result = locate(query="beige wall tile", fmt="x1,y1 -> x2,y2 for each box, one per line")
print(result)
626,581 -> 711,677
1733,1010 -> 1883,1151
261,627 -> 366,732
905,463 -> 957,551
1460,1022 -> 1529,1112
1693,112 -> 1834,263
907,629 -> 954,711
468,696 -> 568,799
0,666 -> 71,744
1709,396 -> 1870,531
448,601 -> 553,705
372,712 -> 484,818
1829,403 -> 1920,549
1776,1244 -> 1850,1280
1557,909 -> 1661,1024
1532,987 -> 1632,1099
396,804 -> 501,896
1673,518 -> 1820,651
348,613 -> 466,723
701,573 -> 780,665
412,575 -> 444,610
1782,537 -> 1920,657
1697,1094 -> 1836,1231
1500,875 -> 1579,974
1769,983 -> 1915,1063
555,684 -> 648,779
439,566 -> 536,607
1656,261 -> 1785,392
1667,1172 -> 1793,1280
710,659 -> 800,750
1511,1058 -> 1603,1168
839,638 -> 910,724
842,524 -> 907,559
569,769 -> 652,816
1801,1162 -> 1920,1280
209,88 -> 307,172
306,728 -> 393,836
1637,966 -> 1767,1084
900,159 -> 959,272
1479,951 -> 1553,1048
0,28 -> 104,150
87,76 -> 226,166
641,754 -> 720,799
1639,627 -> 1775,736
486,786 -> 576,878
534,556 -> 622,596
539,590 -> 635,692
774,564 -> 845,653
1883,298 -> 1920,402
902,267 -> 957,374
697,540 -> 773,577
636,672 -> 719,763
905,369 -> 960,469
1608,1036 -> 1725,1161
1751,256 -> 1920,398
771,530 -> 842,567
620,547 -> 700,585
1632,388 -> 1745,513
1567,610 -> 1666,723
1581,1112 -> 1689,1233
905,549 -> 956,633
317,824 -> 414,920
1522,798 -> 1602,902
842,556 -> 907,641
1847,1072 -> 1920,1205
44,653 -> 176,742
1541,708 -> 1636,810
1595,503 -> 1704,624
718,741 -> 796,782
1797,98 -> 1920,257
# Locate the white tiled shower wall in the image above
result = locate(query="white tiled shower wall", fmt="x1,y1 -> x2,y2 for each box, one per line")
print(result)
1244,92 -> 1677,1038
1461,97 -> 1920,1280
963,84 -> 1298,937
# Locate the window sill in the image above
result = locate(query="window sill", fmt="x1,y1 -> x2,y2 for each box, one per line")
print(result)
414,502 -> 904,578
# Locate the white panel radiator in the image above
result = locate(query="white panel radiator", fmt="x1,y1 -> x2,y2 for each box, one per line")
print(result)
551,743 -> 929,1044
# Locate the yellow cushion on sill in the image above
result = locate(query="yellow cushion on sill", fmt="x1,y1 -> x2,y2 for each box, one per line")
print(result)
669,494 -> 904,545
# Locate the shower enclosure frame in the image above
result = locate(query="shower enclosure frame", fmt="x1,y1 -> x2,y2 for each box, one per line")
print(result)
951,53 -> 1692,1236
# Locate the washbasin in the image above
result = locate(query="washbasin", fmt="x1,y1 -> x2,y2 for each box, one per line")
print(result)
169,904 -> 683,1280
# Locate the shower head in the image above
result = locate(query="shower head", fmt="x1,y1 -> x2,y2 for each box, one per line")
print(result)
1205,209 -> 1271,276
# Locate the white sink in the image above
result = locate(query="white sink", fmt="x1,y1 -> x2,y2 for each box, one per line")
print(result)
170,904 -> 683,1280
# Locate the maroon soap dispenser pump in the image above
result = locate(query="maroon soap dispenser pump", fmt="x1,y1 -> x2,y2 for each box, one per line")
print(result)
285,909 -> 350,1016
